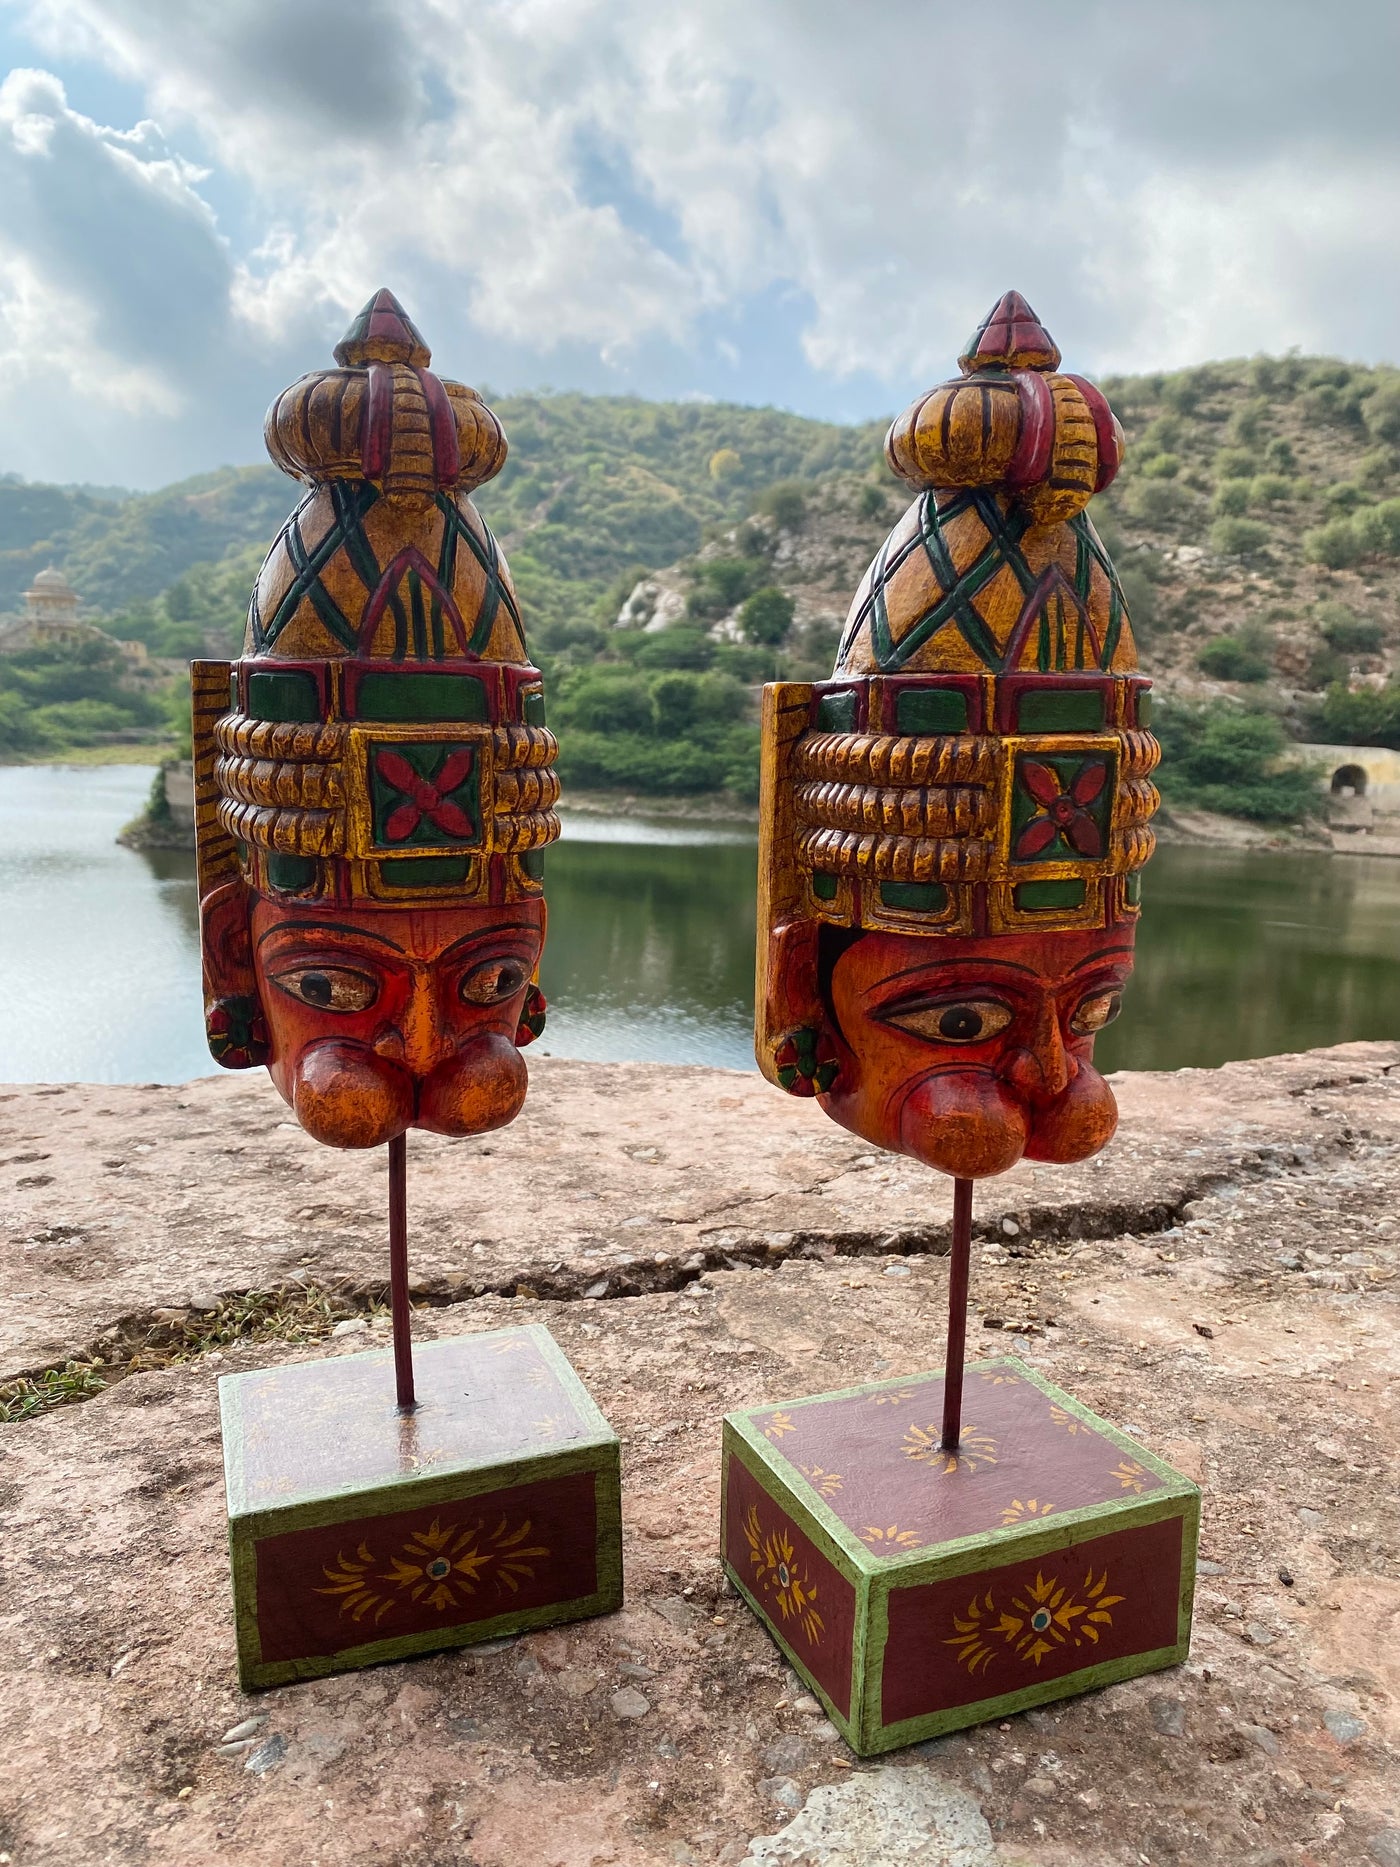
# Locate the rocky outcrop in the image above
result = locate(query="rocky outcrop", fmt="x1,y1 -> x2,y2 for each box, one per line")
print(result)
1,1045 -> 1397,1865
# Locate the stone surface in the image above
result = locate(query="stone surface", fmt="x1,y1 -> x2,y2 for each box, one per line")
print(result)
0,1043 -> 1398,1863
738,1767 -> 999,1865
3,1040 -> 1397,1377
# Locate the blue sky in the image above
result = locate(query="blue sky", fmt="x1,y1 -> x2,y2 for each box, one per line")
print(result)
0,0 -> 1397,488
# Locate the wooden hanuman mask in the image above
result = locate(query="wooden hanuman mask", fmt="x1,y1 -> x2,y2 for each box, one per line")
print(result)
755,292 -> 1159,1179
193,290 -> 558,1149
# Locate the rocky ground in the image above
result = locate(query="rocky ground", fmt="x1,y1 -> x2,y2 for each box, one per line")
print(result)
1,1045 -> 1398,1867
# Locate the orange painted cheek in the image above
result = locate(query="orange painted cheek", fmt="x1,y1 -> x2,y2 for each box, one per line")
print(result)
417,1034 -> 528,1137
896,1069 -> 1030,1179
1022,1059 -> 1119,1163
287,1041 -> 414,1149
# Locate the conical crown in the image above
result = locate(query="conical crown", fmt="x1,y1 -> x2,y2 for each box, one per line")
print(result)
193,291 -> 558,915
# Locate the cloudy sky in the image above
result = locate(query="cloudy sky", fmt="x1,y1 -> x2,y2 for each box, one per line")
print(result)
0,0 -> 1395,488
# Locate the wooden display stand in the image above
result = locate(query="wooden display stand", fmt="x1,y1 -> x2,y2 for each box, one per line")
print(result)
722,1357 -> 1197,1755
221,1324 -> 621,1690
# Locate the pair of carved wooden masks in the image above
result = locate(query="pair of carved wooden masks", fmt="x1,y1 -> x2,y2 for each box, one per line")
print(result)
194,291 -> 557,1150
195,285 -> 1156,1183
755,290 -> 1159,1180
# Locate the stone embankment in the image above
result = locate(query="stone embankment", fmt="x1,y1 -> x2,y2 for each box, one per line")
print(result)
1,1045 -> 1398,1865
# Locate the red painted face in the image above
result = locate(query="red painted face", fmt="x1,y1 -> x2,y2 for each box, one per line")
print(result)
249,898 -> 545,1149
823,927 -> 1135,1179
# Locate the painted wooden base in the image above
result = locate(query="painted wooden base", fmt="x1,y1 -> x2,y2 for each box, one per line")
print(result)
220,1325 -> 622,1690
721,1356 -> 1198,1755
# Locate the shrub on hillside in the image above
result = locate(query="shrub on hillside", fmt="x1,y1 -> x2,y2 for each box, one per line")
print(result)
1304,497 -> 1400,568
1249,474 -> 1292,506
553,668 -> 655,735
1323,481 -> 1369,513
1209,517 -> 1271,558
1361,375 -> 1400,445
753,482 -> 807,530
1140,452 -> 1180,479
738,586 -> 795,646
1264,437 -> 1296,472
1303,517 -> 1363,569
1117,565 -> 1159,639
686,555 -> 764,618
1196,633 -> 1271,682
1124,478 -> 1195,525
1154,702 -> 1321,822
1212,479 -> 1252,517
857,483 -> 890,519
1138,414 -> 1185,454
0,690 -> 56,757
1311,680 -> 1400,749
632,627 -> 715,671
1352,500 -> 1400,556
1315,602 -> 1385,655
1212,447 -> 1257,481
1225,399 -> 1269,446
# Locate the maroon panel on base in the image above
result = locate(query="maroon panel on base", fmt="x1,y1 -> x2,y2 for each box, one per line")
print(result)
749,1363 -> 1165,1555
881,1513 -> 1183,1726
725,1454 -> 856,1718
255,1469 -> 597,1663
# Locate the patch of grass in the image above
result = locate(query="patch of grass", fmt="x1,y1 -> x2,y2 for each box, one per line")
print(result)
0,1284 -> 389,1424
0,1359 -> 107,1422
120,1284 -> 388,1375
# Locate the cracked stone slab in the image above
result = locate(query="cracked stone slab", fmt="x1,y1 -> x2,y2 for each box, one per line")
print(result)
2,1043 -> 1397,1380
738,1766 -> 1001,1864
0,1109 -> 1397,1867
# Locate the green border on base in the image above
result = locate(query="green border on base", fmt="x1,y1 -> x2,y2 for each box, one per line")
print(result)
222,1324 -> 624,1691
721,1357 -> 1201,1755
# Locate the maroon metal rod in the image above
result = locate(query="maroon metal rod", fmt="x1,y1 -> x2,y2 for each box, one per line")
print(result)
940,1176 -> 974,1452
388,1132 -> 415,1410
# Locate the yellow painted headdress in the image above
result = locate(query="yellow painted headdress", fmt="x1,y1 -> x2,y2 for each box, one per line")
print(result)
193,288 -> 558,918
756,291 -> 1159,1090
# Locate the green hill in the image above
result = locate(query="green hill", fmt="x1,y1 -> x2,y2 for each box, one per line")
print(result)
3,365 -> 1400,797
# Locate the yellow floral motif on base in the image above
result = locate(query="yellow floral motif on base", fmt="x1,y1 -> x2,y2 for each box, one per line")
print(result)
999,1498 -> 1056,1527
762,1411 -> 796,1441
1112,1460 -> 1148,1494
1048,1404 -> 1088,1436
903,1420 -> 999,1475
860,1524 -> 923,1552
869,1388 -> 920,1407
744,1504 -> 825,1648
946,1567 -> 1124,1674
797,1463 -> 844,1498
317,1514 -> 549,1623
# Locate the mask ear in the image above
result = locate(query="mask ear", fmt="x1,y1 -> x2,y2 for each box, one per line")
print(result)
514,981 -> 547,1047
757,918 -> 840,1096
199,876 -> 269,1069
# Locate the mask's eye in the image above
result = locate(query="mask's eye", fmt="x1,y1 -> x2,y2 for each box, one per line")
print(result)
270,966 -> 377,1013
460,958 -> 529,1006
1070,990 -> 1123,1036
883,999 -> 1014,1045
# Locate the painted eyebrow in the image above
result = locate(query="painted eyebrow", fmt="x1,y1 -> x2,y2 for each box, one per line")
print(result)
1070,945 -> 1135,973
441,922 -> 539,962
864,956 -> 1041,998
256,920 -> 408,954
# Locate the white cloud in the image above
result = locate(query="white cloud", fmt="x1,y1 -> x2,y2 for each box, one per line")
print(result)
4,0 -> 1400,479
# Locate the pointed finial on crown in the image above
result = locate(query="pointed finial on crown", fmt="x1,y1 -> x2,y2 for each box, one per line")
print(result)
958,290 -> 1061,374
334,287 -> 432,368
264,288 -> 507,499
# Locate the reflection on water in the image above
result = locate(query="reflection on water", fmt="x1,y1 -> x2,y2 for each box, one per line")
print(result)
1,765 -> 1398,1084
0,765 -> 207,1085
538,828 -> 757,1068
1096,842 -> 1400,1074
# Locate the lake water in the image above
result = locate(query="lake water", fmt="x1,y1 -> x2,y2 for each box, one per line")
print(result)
2,763 -> 1398,1084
